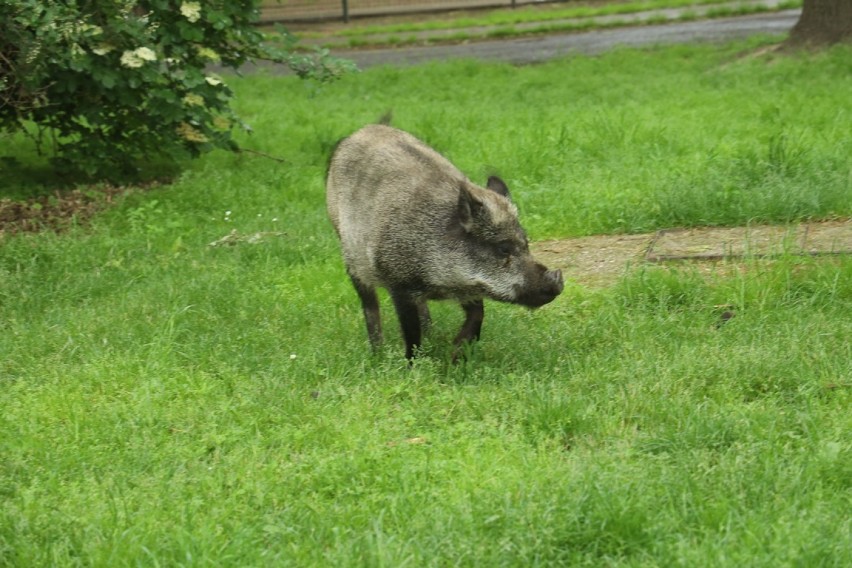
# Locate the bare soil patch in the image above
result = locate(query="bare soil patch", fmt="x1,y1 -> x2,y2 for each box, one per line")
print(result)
533,233 -> 651,288
532,219 -> 852,288
0,185 -> 138,237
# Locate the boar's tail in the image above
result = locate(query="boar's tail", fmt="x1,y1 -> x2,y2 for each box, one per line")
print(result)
325,136 -> 345,182
325,112 -> 392,180
378,110 -> 393,126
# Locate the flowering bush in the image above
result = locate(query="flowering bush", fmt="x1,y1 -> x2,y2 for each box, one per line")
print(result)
0,1 -> 353,178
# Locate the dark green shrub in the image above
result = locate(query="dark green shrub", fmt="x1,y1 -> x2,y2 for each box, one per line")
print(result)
0,1 -> 353,178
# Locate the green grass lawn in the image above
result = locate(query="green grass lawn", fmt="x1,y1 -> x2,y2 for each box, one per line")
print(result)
1,38 -> 850,565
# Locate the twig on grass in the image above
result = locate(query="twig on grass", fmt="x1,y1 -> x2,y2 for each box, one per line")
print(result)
237,147 -> 288,163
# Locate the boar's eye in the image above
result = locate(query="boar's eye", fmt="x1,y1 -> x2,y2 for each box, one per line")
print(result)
495,241 -> 514,258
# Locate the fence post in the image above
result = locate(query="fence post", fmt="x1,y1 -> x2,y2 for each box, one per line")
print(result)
342,0 -> 349,23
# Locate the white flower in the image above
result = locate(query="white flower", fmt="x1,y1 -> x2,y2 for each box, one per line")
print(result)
92,43 -> 114,56
289,354 -> 297,360
119,47 -> 157,68
195,46 -> 220,62
76,24 -> 102,36
205,75 -> 223,86
176,122 -> 209,143
135,47 -> 157,61
180,2 -> 202,23
183,93 -> 204,107
120,50 -> 144,68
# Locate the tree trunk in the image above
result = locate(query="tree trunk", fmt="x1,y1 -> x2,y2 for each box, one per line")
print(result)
788,0 -> 852,46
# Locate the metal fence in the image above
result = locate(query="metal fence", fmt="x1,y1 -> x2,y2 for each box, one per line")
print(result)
259,0 -> 559,23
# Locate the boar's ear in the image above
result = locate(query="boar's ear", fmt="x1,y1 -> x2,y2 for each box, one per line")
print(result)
458,183 -> 486,233
486,176 -> 511,198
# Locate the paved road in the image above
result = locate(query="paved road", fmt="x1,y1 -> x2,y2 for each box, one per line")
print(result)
329,10 -> 800,68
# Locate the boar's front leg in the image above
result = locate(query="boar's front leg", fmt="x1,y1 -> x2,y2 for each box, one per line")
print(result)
452,300 -> 484,361
349,274 -> 383,350
391,291 -> 423,361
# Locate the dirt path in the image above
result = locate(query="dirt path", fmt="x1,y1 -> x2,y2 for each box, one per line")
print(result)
532,219 -> 851,287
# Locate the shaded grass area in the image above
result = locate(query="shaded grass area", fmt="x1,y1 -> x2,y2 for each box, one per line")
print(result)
1,39 -> 851,565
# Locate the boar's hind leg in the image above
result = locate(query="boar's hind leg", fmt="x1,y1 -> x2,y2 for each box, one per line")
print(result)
349,275 -> 382,350
417,300 -> 432,331
452,300 -> 484,361
390,292 -> 422,361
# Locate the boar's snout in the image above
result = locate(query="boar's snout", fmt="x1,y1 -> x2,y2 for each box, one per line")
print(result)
516,266 -> 564,308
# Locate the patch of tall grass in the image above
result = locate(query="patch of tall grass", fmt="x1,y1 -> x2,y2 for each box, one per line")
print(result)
228,37 -> 850,238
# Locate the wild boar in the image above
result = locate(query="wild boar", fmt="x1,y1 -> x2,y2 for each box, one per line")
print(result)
326,124 -> 563,361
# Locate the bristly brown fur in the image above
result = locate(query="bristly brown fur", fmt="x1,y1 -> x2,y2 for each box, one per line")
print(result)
325,125 -> 563,361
